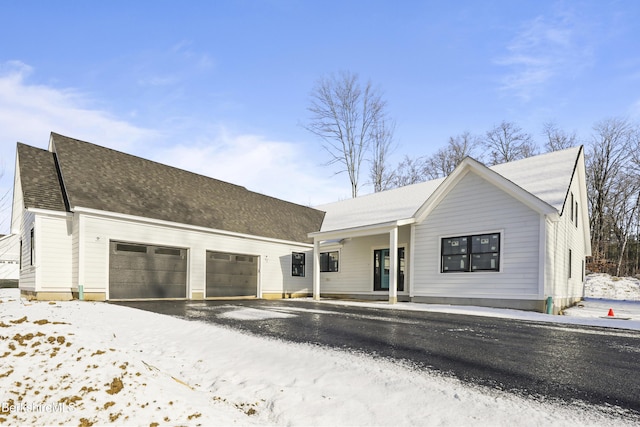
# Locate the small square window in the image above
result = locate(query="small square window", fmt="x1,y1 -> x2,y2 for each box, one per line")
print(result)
320,251 -> 339,272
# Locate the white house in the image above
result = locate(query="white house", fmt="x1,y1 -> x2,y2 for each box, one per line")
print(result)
12,133 -> 590,314
310,146 -> 591,314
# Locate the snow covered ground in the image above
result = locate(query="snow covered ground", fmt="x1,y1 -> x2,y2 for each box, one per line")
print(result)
0,274 -> 639,426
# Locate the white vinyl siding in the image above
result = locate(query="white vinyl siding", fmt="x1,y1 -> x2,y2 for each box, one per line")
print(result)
71,213 -> 80,290
413,171 -> 541,299
76,211 -> 314,299
37,214 -> 73,291
546,167 -> 588,302
18,212 -> 72,293
319,225 -> 411,295
19,210 -> 36,291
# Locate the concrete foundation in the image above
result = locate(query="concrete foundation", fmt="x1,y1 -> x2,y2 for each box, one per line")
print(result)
320,293 -> 411,302
262,292 -> 311,300
410,295 -> 546,312
21,290 -> 74,301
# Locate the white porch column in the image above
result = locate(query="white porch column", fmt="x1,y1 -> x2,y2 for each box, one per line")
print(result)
313,238 -> 321,300
389,226 -> 398,304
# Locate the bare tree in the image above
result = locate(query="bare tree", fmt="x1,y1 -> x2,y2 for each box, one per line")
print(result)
586,117 -> 635,265
542,121 -> 577,152
305,71 -> 391,197
369,118 -> 396,192
390,155 -> 428,188
424,131 -> 482,179
608,172 -> 640,276
484,121 -> 537,165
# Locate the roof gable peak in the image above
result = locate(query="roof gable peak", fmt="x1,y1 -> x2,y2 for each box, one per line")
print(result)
413,155 -> 559,223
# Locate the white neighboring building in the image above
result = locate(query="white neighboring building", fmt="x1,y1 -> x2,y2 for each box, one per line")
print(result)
0,234 -> 19,285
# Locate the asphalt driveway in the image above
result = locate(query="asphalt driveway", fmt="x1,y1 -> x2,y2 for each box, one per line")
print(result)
114,298 -> 640,415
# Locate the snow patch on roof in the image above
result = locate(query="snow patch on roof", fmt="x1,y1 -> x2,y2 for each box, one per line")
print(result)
490,146 -> 579,212
316,178 -> 444,232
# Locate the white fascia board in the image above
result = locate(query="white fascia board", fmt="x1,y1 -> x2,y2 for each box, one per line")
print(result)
309,218 -> 414,241
10,148 -> 22,235
575,149 -> 592,256
72,206 -> 314,248
26,208 -> 72,219
414,157 -> 558,223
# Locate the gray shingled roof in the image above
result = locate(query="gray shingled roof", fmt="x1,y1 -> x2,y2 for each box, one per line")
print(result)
48,133 -> 324,243
17,143 -> 67,212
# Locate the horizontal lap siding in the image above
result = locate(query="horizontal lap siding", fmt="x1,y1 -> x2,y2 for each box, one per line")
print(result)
548,173 -> 587,300
72,214 -> 79,289
413,172 -> 541,299
79,214 -> 313,297
19,211 -> 36,291
38,215 -> 73,291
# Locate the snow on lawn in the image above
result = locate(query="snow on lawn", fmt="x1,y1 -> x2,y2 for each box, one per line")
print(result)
0,274 -> 639,427
584,273 -> 640,301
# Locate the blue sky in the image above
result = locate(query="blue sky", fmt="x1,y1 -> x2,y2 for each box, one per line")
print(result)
1,0 -> 639,233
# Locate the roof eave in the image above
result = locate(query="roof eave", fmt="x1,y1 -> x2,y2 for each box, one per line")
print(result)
73,206 -> 315,247
309,218 -> 415,241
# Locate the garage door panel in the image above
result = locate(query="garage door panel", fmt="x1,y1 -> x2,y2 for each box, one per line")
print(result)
136,269 -> 183,282
109,241 -> 187,300
206,273 -> 255,287
110,256 -> 148,271
146,258 -> 187,271
110,282 -> 186,299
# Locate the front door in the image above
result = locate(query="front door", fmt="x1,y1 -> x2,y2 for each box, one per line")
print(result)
373,248 -> 405,292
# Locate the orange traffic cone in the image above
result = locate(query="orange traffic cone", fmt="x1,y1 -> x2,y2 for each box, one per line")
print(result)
607,308 -> 615,317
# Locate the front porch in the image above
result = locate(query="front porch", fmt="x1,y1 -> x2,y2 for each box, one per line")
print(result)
309,221 -> 414,304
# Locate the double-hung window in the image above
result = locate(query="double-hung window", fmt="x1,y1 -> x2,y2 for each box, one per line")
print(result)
441,233 -> 500,273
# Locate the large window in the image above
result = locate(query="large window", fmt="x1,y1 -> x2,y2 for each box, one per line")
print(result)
292,252 -> 305,277
320,251 -> 339,272
441,233 -> 500,273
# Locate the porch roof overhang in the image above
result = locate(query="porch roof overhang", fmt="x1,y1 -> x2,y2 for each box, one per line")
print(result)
308,218 -> 415,241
